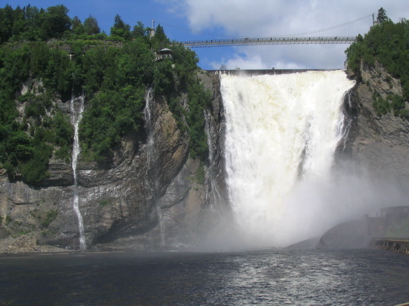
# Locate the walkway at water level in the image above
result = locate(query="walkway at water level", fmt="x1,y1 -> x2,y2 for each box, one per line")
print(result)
373,239 -> 409,255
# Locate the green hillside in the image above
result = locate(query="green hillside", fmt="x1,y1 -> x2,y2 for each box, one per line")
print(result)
0,4 -> 210,184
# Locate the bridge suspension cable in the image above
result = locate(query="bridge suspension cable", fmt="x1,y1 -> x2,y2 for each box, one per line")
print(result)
285,14 -> 372,37
183,36 -> 356,48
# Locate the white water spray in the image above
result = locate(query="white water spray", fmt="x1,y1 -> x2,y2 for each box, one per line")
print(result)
143,88 -> 165,246
221,71 -> 355,247
70,94 -> 86,250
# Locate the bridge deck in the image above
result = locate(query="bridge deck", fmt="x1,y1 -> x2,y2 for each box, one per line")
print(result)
184,36 -> 356,48
207,69 -> 342,76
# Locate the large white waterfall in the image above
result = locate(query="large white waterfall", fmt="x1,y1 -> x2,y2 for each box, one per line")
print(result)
70,94 -> 86,250
221,71 -> 355,247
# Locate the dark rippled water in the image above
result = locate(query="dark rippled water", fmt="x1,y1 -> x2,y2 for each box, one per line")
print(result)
1,248 -> 409,305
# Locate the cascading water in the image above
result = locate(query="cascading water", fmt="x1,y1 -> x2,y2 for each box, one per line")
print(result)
221,71 -> 355,247
70,94 -> 86,250
204,110 -> 225,213
143,88 -> 165,246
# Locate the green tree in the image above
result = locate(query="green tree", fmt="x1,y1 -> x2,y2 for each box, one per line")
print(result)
71,16 -> 84,35
41,5 -> 71,39
22,5 -> 42,41
132,21 -> 147,39
0,5 -> 14,43
151,24 -> 169,50
110,14 -> 131,40
84,15 -> 100,35
377,7 -> 388,24
11,5 -> 25,39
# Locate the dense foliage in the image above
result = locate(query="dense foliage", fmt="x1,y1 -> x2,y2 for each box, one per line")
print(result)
0,4 -> 71,42
346,8 -> 409,117
0,42 -> 74,184
0,4 -> 210,184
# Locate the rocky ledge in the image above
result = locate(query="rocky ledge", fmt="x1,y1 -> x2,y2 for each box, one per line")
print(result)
373,239 -> 409,255
0,232 -> 67,254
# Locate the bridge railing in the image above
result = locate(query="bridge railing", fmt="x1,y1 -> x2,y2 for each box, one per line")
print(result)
206,69 -> 341,76
183,36 -> 356,48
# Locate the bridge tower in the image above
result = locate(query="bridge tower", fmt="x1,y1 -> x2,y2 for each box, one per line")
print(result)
372,13 -> 380,26
150,20 -> 156,38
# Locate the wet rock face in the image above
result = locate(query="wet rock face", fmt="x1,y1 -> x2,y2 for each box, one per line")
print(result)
0,72 -> 228,251
344,61 -> 409,185
40,159 -> 73,186
199,72 -> 228,201
0,91 -> 190,249
82,94 -> 192,246
317,63 -> 409,249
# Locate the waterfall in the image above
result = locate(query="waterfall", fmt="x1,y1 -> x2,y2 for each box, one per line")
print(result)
221,71 -> 355,247
143,88 -> 165,246
70,94 -> 86,250
338,91 -> 354,152
204,109 -> 225,213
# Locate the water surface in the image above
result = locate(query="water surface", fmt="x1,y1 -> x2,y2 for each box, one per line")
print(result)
1,248 -> 408,305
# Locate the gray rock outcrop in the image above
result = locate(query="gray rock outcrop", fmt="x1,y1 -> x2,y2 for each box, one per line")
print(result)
319,61 -> 409,248
0,72 -> 228,251
343,61 -> 409,185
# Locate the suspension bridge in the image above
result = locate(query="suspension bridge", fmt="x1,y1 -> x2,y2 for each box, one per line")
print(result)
183,36 -> 356,48
180,14 -> 375,48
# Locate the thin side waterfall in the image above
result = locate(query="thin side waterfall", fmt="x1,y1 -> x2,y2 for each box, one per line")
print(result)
143,88 -> 165,246
204,110 -> 224,213
339,91 -> 354,152
221,71 -> 355,247
70,93 -> 86,250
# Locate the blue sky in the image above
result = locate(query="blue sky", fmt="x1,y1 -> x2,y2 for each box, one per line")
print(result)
2,0 -> 409,70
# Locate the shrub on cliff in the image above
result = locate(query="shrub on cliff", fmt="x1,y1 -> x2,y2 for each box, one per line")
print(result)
0,41 -> 75,183
345,9 -> 409,117
152,41 -> 210,160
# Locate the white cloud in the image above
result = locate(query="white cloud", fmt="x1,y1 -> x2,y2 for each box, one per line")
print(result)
207,44 -> 350,70
210,52 -> 265,70
167,0 -> 409,69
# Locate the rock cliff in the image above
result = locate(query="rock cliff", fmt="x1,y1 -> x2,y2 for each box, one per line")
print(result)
0,72 -> 228,252
317,61 -> 409,249
343,61 -> 409,185
3,61 -> 408,253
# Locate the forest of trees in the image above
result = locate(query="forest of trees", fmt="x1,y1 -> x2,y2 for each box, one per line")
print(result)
0,4 -> 210,184
346,8 -> 409,117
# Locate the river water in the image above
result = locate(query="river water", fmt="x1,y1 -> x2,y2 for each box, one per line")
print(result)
1,248 -> 408,305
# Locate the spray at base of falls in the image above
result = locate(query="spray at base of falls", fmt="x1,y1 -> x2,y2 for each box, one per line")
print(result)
143,88 -> 165,246
70,94 -> 86,250
221,71 -> 355,247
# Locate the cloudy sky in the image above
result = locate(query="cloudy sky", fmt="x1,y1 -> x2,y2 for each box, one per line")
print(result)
4,0 -> 409,69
